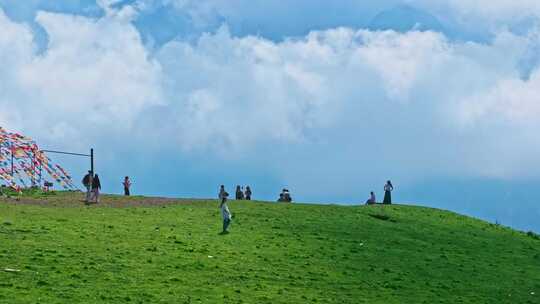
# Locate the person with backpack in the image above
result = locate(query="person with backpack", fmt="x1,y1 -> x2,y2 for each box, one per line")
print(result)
91,174 -> 102,203
82,171 -> 93,203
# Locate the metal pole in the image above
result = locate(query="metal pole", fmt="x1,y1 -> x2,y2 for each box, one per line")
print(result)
31,151 -> 35,187
90,148 -> 94,175
41,150 -> 90,157
10,143 -> 14,177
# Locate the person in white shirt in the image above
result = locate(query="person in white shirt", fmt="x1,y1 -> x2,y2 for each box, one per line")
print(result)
218,185 -> 231,234
366,191 -> 376,205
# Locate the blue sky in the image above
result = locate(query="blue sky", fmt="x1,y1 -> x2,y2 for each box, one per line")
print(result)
1,0 -> 540,232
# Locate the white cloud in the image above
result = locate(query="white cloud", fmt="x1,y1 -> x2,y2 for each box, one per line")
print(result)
153,24 -> 540,182
0,8 -> 161,149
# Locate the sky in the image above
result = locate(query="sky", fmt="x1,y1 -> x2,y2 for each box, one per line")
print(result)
0,0 -> 539,232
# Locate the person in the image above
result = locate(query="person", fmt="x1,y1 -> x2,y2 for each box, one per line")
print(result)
235,185 -> 244,200
218,187 -> 232,234
218,185 -> 228,203
82,171 -> 93,203
383,180 -> 393,204
123,176 -> 131,196
245,186 -> 252,200
43,181 -> 53,192
283,189 -> 292,202
277,189 -> 292,203
365,191 -> 376,205
91,174 -> 102,203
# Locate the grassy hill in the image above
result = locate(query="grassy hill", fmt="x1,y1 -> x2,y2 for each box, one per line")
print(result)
0,192 -> 539,303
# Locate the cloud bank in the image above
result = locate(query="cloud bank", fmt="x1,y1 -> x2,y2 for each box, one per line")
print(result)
2,4 -> 540,175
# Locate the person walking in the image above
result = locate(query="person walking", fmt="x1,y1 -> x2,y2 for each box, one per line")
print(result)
383,180 -> 393,204
245,186 -> 252,200
82,171 -> 93,203
123,176 -> 131,196
91,174 -> 102,203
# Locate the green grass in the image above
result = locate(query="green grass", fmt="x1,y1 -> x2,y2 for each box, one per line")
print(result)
0,192 -> 539,303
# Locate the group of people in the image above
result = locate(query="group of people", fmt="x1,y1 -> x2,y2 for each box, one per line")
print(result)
82,171 -> 102,204
365,180 -> 394,205
82,173 -> 133,204
217,185 -> 296,234
235,185 -> 252,200
277,189 -> 292,202
80,172 -> 392,235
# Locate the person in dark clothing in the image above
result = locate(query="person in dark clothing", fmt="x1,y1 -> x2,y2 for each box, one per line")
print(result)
82,171 -> 93,203
383,180 -> 393,204
235,185 -> 244,200
283,189 -> 292,202
219,185 -> 228,203
91,174 -> 102,203
278,189 -> 292,202
123,176 -> 131,196
245,186 -> 252,200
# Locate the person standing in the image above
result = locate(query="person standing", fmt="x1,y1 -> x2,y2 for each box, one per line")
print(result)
91,174 -> 102,203
383,180 -> 393,204
218,186 -> 232,234
235,185 -> 244,200
123,176 -> 131,196
219,185 -> 228,203
82,171 -> 93,203
245,186 -> 252,200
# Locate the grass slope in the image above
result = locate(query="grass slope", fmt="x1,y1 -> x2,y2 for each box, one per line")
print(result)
0,192 -> 539,303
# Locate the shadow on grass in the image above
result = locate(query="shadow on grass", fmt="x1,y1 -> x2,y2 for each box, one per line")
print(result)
368,214 -> 396,223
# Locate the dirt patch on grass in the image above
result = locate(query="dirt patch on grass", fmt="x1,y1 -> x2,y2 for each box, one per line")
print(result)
0,193 -> 212,208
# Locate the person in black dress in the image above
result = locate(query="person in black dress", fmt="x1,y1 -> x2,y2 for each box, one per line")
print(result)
383,180 -> 393,204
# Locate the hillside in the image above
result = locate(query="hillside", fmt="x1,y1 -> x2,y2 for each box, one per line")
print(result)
0,192 -> 539,303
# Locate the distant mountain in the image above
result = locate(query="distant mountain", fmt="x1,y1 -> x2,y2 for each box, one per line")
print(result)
368,5 -> 445,33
